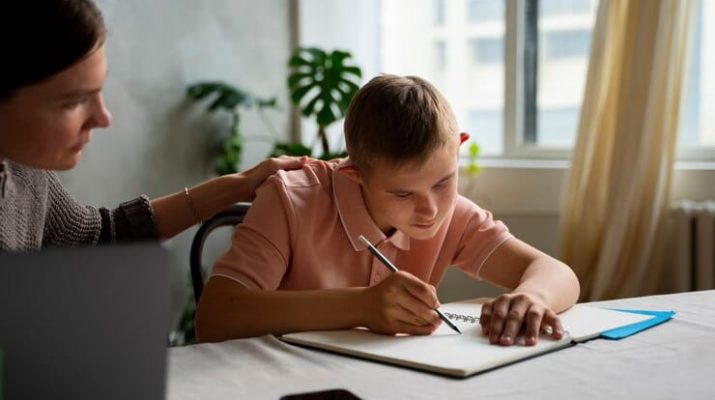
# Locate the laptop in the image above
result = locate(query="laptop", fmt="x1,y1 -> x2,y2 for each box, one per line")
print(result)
0,244 -> 171,400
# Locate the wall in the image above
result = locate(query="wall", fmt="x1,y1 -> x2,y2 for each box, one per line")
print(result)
58,0 -> 293,327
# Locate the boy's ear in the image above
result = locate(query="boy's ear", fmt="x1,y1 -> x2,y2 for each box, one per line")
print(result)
459,132 -> 470,145
338,165 -> 364,184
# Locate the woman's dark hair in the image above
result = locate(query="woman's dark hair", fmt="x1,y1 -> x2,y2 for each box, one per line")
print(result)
0,0 -> 106,102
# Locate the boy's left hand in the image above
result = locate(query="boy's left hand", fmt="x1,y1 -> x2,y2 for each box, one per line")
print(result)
479,292 -> 564,346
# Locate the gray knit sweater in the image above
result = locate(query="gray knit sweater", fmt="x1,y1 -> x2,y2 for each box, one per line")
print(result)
0,160 -> 158,251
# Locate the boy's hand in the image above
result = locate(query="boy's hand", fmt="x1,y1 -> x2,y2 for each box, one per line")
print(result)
363,271 -> 442,335
480,292 -> 564,346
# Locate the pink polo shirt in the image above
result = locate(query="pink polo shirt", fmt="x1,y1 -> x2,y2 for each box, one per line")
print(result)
212,159 -> 513,290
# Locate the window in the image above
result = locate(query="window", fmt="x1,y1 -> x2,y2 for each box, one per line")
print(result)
470,38 -> 503,65
382,0 -> 598,157
539,0 -> 592,16
303,0 -> 713,161
537,107 -> 579,147
467,109 -> 503,154
382,0 -> 507,156
543,29 -> 591,60
434,0 -> 446,26
299,0 -> 715,220
678,0 -> 715,158
468,0 -> 504,23
434,40 -> 447,69
532,0 -> 596,149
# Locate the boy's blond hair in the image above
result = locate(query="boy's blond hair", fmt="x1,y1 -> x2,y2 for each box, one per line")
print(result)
344,74 -> 459,174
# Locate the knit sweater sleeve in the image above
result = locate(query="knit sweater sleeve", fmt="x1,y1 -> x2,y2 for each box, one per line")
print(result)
43,172 -> 159,247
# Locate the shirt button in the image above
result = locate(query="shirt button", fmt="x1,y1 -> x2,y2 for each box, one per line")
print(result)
374,274 -> 381,282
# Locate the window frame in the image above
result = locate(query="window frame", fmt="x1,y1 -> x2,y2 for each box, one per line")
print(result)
502,0 -> 577,160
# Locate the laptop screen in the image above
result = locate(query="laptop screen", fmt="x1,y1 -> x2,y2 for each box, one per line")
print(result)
0,244 -> 171,400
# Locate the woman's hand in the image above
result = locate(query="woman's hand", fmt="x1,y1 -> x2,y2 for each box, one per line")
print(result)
362,271 -> 442,335
480,292 -> 564,346
237,156 -> 308,200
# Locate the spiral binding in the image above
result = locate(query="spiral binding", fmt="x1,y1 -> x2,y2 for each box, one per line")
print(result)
444,312 -> 480,324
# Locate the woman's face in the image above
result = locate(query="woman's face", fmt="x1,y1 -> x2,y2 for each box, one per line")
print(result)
0,45 -> 112,170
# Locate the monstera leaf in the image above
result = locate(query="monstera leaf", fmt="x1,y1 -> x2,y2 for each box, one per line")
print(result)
287,47 -> 362,156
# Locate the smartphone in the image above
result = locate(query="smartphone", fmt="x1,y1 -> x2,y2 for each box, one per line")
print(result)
280,388 -> 362,400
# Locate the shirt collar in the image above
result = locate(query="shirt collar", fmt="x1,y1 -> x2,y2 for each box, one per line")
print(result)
332,158 -> 411,252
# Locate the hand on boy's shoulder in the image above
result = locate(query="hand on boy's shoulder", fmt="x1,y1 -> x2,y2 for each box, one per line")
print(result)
263,157 -> 344,190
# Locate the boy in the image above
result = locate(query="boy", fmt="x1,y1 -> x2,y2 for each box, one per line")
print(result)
196,75 -> 580,346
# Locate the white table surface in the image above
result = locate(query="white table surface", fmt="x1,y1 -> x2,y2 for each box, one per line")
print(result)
167,290 -> 715,400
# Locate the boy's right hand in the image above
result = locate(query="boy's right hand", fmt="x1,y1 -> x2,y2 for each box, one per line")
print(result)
362,271 -> 442,335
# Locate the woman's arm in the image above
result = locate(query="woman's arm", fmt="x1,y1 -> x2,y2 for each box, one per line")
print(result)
150,156 -> 306,239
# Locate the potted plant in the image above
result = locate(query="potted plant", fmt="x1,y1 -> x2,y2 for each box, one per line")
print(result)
271,47 -> 362,159
186,82 -> 278,175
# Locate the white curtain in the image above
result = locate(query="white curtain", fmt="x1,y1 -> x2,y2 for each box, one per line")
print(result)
560,0 -> 695,301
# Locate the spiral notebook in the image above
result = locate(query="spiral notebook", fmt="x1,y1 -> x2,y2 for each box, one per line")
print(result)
281,299 -> 658,378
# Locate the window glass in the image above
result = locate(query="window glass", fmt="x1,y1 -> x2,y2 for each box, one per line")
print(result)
534,0 -> 598,148
470,38 -> 503,65
679,0 -> 715,150
467,0 -> 504,23
383,0 -> 506,156
467,109 -> 503,154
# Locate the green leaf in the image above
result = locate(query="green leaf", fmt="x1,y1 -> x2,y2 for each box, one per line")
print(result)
319,150 -> 348,160
467,164 -> 482,175
269,142 -> 313,157
257,97 -> 277,109
341,66 -> 362,78
302,93 -> 322,117
466,142 -> 482,177
186,81 -> 258,112
287,46 -> 363,140
208,91 -> 238,111
470,143 -> 479,157
287,72 -> 313,88
316,104 -> 337,127
304,47 -> 328,64
290,83 -> 317,106
287,55 -> 310,67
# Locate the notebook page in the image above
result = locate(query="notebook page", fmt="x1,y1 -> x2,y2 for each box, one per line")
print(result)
282,302 -> 572,378
281,300 -> 652,377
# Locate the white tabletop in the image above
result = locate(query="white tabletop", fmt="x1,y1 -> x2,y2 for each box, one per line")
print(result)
167,290 -> 715,400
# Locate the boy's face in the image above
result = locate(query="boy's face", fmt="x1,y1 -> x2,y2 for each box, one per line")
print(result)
353,138 -> 459,240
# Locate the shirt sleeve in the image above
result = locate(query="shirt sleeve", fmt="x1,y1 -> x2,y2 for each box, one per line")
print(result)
43,172 -> 158,247
450,196 -> 513,278
101,195 -> 159,244
211,176 -> 294,290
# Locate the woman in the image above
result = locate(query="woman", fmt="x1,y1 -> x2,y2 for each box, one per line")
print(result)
0,0 -> 303,251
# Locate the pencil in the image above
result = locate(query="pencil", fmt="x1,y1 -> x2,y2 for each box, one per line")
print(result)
358,235 -> 462,335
